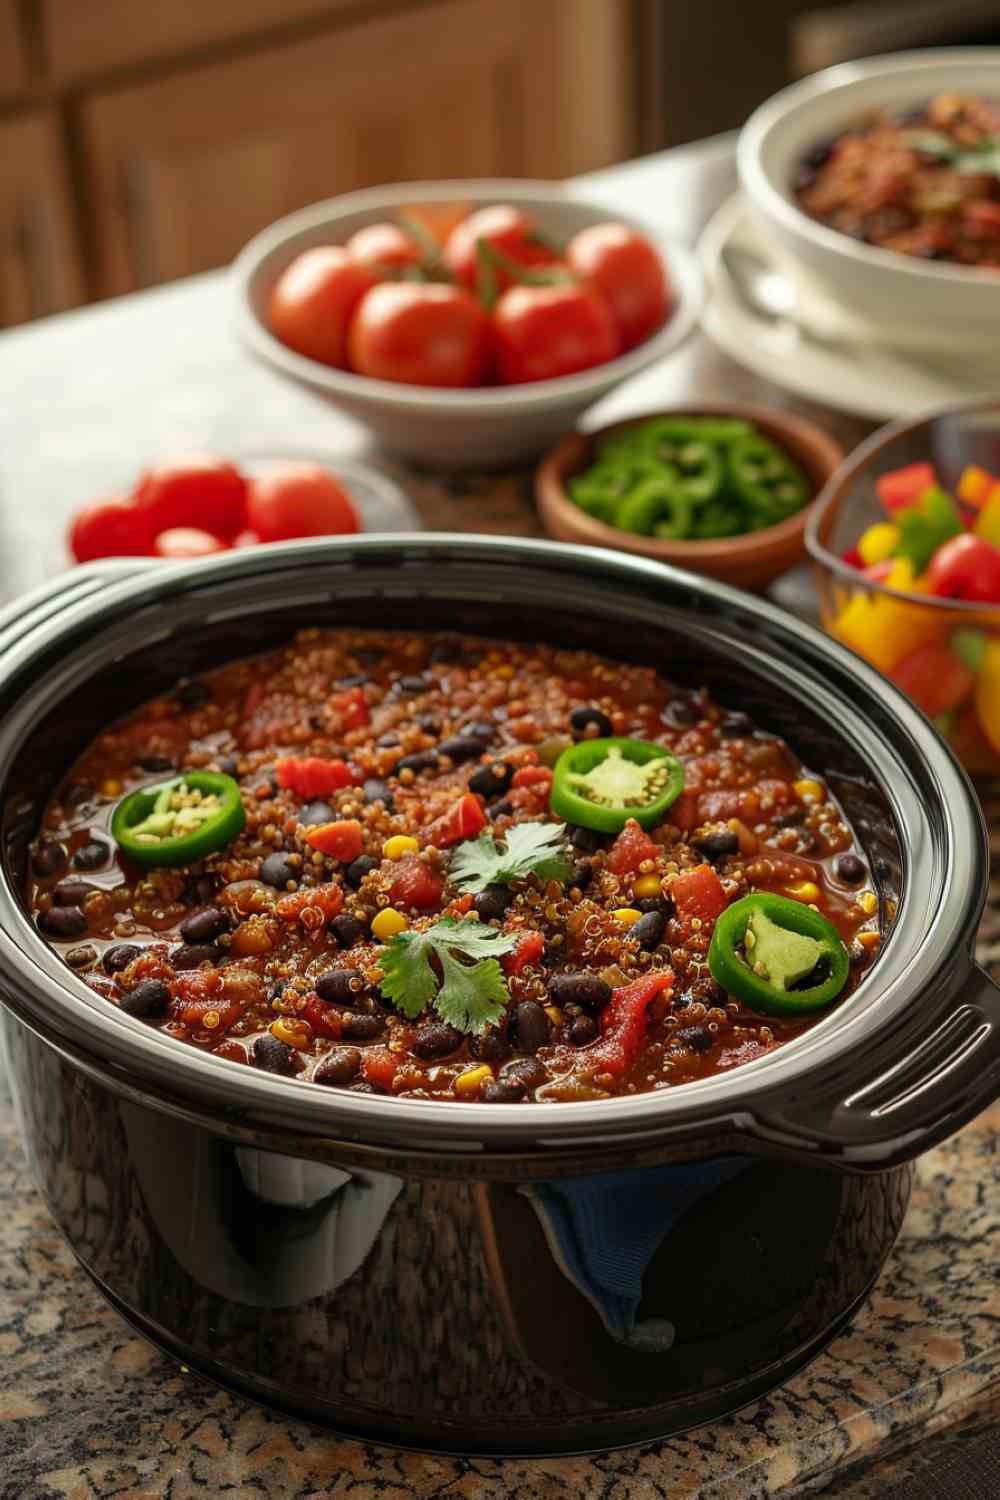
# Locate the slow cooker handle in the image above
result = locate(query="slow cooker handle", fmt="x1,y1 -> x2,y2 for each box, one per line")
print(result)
0,560 -> 153,655
751,962 -> 1000,1170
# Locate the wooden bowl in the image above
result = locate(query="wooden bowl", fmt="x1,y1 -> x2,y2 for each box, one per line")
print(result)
535,402 -> 845,592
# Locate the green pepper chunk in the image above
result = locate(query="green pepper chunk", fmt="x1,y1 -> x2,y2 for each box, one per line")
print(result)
550,737 -> 685,833
569,460 -> 650,525
708,892 -> 850,1015
727,434 -> 810,526
893,485 -> 963,573
112,772 -> 246,869
618,474 -> 694,538
690,497 -> 747,539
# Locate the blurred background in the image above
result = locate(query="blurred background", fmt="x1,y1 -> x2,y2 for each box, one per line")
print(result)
4,0 -> 1000,329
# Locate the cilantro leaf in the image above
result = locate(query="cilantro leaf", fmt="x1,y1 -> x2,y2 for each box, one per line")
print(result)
377,917 -> 520,1033
450,821 -> 573,894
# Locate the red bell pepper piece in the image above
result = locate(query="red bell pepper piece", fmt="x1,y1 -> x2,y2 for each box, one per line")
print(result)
304,819 -> 364,862
607,818 -> 659,874
841,546 -> 864,570
672,864 -> 727,926
362,1046 -> 399,1091
389,855 -> 445,910
511,765 -> 553,791
276,756 -> 354,798
332,685 -> 369,730
425,793 -> 487,848
303,996 -> 343,1039
927,533 -> 1000,604
503,930 -> 545,976
876,461 -> 938,514
585,970 -> 674,1076
890,644 -> 974,718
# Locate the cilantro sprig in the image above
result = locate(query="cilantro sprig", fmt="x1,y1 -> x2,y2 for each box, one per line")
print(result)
450,821 -> 573,895
906,131 -> 1000,177
378,917 -> 520,1033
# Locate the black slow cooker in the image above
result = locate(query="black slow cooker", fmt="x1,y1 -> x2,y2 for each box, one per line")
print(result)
0,536 -> 998,1455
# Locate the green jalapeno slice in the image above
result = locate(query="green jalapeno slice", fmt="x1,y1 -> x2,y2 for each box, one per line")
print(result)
112,771 -> 246,868
708,891 -> 850,1015
727,434 -> 809,526
550,737 -> 685,833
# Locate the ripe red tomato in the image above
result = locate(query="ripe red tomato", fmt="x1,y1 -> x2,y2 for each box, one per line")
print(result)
671,865 -> 727,926
443,205 -> 558,291
607,819 -> 658,875
492,283 -> 619,384
153,527 -> 228,558
133,456 -> 248,539
347,283 -> 490,387
346,222 -> 422,273
232,528 -> 262,548
566,223 -> 672,350
927,533 -> 1000,603
424,793 -> 488,848
389,856 -> 444,910
891,644 -> 974,718
68,498 -> 151,562
269,247 -> 377,368
304,819 -> 364,862
246,463 -> 361,541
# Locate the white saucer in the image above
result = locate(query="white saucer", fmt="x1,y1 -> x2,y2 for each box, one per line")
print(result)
698,195 -> 1000,421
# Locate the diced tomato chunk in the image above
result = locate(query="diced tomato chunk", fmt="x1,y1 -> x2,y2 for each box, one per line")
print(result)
304,819 -> 364,862
503,930 -> 544,976
425,793 -> 487,848
672,864 -> 727,927
669,789 -> 701,832
302,996 -> 342,1039
876,461 -> 938,514
586,970 -> 674,1076
511,765 -> 553,791
891,644 -> 974,718
389,855 -> 445,910
276,756 -> 354,798
332,685 -> 369,730
362,1046 -> 399,1092
607,818 -> 658,874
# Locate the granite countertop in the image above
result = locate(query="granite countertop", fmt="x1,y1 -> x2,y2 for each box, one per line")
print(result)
1,1088 -> 996,1500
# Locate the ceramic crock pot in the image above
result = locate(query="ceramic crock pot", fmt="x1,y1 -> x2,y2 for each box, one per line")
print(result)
1,536 -> 998,1456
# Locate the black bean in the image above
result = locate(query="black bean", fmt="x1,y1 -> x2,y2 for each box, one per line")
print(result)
411,1022 -> 464,1059
804,140 -> 834,170
39,905 -> 87,939
430,641 -> 461,664
569,706 -> 613,738
397,674 -> 428,694
182,874 -> 217,906
396,751 -> 439,776
341,1013 -> 384,1042
482,1078 -> 526,1103
334,673 -> 368,689
72,840 -> 109,871
52,879 -> 93,906
571,858 -> 593,889
694,829 -> 739,861
773,809 -> 804,829
330,913 -> 364,949
362,778 -> 393,808
462,720 -> 495,744
567,1014 -> 598,1046
469,1025 -> 510,1064
474,885 -> 512,923
672,992 -> 692,1011
500,1056 -> 547,1090
121,978 -> 170,1017
541,942 -> 563,968
346,854 -> 379,889
260,852 -> 297,889
252,1033 -> 297,1075
266,978 -> 288,1003
176,679 -> 210,710
179,906 -> 228,944
469,761 -> 513,798
568,824 -> 611,853
316,969 -> 363,1005
438,735 -> 487,764
662,696 -> 700,727
512,1001 -> 551,1053
636,896 -> 670,914
488,798 -> 514,819
170,943 -> 222,970
31,841 -> 67,878
300,800 -> 335,826
103,942 -> 140,974
66,944 -> 97,969
314,1047 -> 363,1086
676,1025 -> 713,1052
547,973 -> 611,1012
376,733 -> 400,749
632,910 -> 667,950
719,712 -> 754,738
416,714 -> 441,734
836,852 -> 866,885
217,755 -> 239,776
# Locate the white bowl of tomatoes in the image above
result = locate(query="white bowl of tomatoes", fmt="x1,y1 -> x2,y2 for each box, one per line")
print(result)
233,180 -> 703,468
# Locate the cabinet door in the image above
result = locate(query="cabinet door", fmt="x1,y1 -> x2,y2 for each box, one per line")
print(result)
0,1 -> 30,101
0,112 -> 84,327
80,0 -> 633,297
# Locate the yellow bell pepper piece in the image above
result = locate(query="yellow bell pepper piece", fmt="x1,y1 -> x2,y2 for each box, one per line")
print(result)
832,559 -> 945,675
974,486 -> 1000,546
974,639 -> 1000,755
857,522 -> 900,566
958,465 -> 994,508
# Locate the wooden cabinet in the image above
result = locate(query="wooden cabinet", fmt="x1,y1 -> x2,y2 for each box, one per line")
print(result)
79,0 -> 633,296
0,112 -> 83,327
0,2 -> 31,100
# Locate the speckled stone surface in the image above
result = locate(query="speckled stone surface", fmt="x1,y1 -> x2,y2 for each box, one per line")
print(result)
1,1095 -> 996,1500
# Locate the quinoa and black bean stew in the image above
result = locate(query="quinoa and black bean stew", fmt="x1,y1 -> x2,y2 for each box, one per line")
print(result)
28,631 -> 881,1103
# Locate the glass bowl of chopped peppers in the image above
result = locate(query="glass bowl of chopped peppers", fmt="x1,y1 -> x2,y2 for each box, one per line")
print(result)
536,402 -> 844,591
808,398 -> 1000,774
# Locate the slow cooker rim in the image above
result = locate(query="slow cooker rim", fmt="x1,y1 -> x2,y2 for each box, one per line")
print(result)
0,534 -> 987,1149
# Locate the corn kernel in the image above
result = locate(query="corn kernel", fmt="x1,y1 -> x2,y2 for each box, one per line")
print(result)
858,929 -> 881,950
383,835 -> 419,860
612,907 -> 642,926
793,779 -> 824,804
859,890 -> 878,915
101,778 -> 123,798
786,880 -> 821,903
544,1006 -> 563,1026
633,873 -> 662,899
857,522 -> 900,567
372,907 -> 408,940
454,1064 -> 493,1096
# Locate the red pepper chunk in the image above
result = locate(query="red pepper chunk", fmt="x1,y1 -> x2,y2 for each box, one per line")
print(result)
332,685 -> 369,730
877,461 -> 938,514
389,855 -> 445,910
302,995 -> 342,1040
607,818 -> 659,874
504,930 -> 545,976
425,793 -> 487,848
362,1046 -> 399,1092
672,864 -> 727,927
305,819 -> 364,862
587,970 -> 674,1076
511,765 -> 553,791
276,756 -> 354,798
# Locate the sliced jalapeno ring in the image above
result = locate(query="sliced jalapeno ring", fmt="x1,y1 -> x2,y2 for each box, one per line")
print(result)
112,771 -> 246,869
550,737 -> 685,833
691,497 -> 747,539
618,475 -> 693,538
728,434 -> 809,522
674,440 -> 725,503
708,891 -> 850,1015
